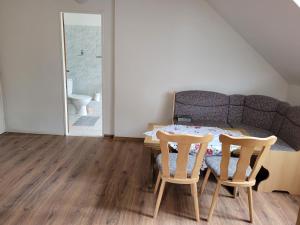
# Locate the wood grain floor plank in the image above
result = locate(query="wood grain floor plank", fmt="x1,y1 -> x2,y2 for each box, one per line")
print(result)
0,134 -> 298,225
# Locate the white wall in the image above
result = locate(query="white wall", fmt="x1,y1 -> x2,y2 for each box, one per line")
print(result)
0,0 -> 114,135
0,0 -> 290,137
207,0 -> 300,84
288,85 -> 300,106
115,0 -> 288,137
64,13 -> 101,26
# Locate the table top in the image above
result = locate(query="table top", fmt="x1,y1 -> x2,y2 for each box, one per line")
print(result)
144,123 -> 247,151
144,123 -> 165,150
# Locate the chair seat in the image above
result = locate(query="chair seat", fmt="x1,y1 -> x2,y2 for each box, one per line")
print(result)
156,153 -> 197,176
205,156 -> 252,178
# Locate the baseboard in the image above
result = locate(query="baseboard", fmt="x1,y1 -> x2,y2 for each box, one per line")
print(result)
103,134 -> 114,139
2,132 -> 143,143
113,136 -> 144,142
6,128 -> 64,136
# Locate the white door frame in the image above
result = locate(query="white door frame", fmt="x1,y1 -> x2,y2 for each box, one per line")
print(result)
60,12 -> 103,136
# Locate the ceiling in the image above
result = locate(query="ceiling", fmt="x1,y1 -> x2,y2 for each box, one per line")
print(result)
206,0 -> 300,84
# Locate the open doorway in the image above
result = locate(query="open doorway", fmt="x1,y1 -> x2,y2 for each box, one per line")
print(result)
62,13 -> 102,137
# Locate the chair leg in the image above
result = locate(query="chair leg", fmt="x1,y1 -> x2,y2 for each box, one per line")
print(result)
247,187 -> 254,223
207,181 -> 221,222
191,183 -> 200,222
154,172 -> 161,194
200,168 -> 211,195
154,180 -> 166,218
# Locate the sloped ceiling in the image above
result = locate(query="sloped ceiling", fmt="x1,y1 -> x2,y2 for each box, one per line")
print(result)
206,0 -> 300,84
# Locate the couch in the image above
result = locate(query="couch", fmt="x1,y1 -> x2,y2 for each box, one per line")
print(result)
173,90 -> 300,194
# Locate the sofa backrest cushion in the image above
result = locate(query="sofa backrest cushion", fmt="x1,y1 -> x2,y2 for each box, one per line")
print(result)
278,107 -> 300,150
270,102 -> 290,135
174,91 -> 229,122
242,95 -> 279,130
228,95 -> 245,124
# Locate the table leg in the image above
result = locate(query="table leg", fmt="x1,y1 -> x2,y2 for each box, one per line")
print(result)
148,149 -> 155,190
151,151 -> 156,184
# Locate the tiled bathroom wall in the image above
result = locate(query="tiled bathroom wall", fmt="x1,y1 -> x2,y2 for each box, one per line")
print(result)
65,25 -> 102,97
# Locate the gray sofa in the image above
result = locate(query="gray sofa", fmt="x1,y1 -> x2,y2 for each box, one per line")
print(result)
173,90 -> 300,152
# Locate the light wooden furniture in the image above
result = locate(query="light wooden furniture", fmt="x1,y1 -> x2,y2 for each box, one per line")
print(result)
153,131 -> 213,221
257,150 -> 300,195
200,134 -> 277,223
144,123 -> 163,150
144,124 -> 165,187
144,123 -> 246,188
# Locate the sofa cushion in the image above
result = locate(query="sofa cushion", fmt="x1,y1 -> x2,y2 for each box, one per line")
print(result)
242,95 -> 279,130
270,102 -> 290,135
278,107 -> 300,151
175,91 -> 229,106
228,95 -> 245,124
176,120 -> 231,128
230,95 -> 245,106
230,123 -> 272,137
174,91 -> 229,122
175,104 -> 229,122
231,123 -> 295,152
272,139 -> 296,152
228,106 -> 244,124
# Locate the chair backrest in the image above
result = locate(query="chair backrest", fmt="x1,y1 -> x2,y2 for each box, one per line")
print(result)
157,131 -> 213,180
219,134 -> 277,183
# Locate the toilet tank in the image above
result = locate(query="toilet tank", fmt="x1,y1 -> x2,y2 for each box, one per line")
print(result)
67,78 -> 73,96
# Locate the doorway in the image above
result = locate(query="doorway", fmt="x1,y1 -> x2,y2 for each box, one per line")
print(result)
62,13 -> 102,136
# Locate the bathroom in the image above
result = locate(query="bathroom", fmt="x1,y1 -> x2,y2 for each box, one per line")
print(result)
63,13 -> 102,136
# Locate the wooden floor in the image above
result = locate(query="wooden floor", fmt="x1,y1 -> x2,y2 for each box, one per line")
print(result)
0,133 -> 299,225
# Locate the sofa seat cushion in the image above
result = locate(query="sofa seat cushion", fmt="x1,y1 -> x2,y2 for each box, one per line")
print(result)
272,139 -> 296,152
230,123 -> 272,137
176,120 -> 231,128
230,123 -> 295,152
205,156 -> 252,178
156,153 -> 198,176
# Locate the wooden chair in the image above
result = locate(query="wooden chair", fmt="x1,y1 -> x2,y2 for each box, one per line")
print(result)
200,134 -> 277,223
154,131 -> 213,221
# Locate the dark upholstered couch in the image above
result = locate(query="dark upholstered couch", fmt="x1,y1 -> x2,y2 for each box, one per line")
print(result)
173,91 -> 300,195
173,91 -> 300,152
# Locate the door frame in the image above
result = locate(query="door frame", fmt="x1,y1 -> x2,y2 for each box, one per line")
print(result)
60,12 -> 103,136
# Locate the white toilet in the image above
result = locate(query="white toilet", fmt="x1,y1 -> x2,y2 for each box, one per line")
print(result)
67,78 -> 92,116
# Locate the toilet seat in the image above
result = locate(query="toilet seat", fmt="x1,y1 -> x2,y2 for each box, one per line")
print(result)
68,94 -> 92,101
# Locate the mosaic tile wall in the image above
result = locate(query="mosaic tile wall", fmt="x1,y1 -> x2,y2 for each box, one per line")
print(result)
65,25 -> 102,97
